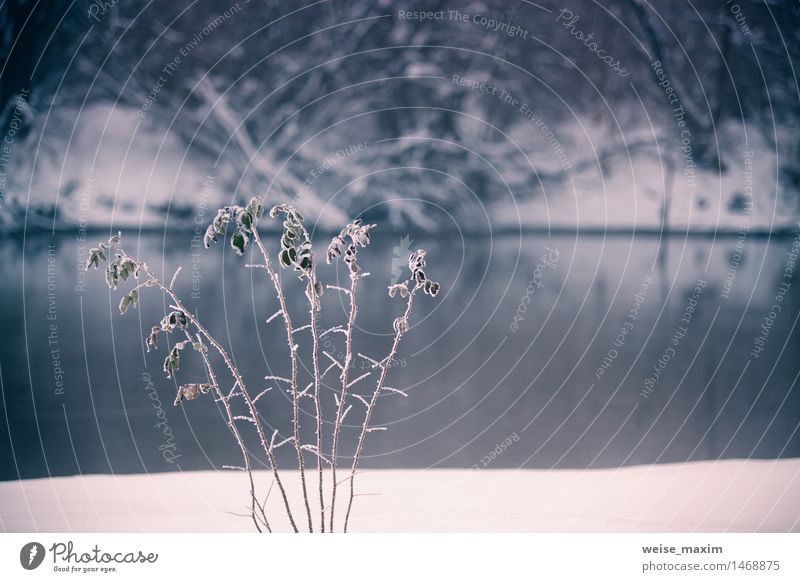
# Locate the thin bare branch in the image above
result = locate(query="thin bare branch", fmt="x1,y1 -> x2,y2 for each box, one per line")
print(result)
352,394 -> 369,407
301,445 -> 332,466
325,284 -> 351,295
319,325 -> 345,338
252,387 -> 273,403
273,436 -> 296,450
381,386 -> 408,397
344,284 -> 420,533
264,375 -> 292,384
169,266 -> 182,289
347,372 -> 371,389
323,351 -> 344,370
357,353 -> 383,369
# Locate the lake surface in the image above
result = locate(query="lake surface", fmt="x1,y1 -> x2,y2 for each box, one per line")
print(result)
1,230 -> 798,480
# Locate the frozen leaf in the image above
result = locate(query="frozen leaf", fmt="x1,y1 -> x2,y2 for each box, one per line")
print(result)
85,248 -> 103,271
424,280 -> 440,297
203,224 -> 218,248
160,310 -> 188,333
174,383 -> 211,405
231,229 -> 249,256
145,325 -> 160,352
393,317 -> 408,334
119,289 -> 138,315
280,247 -> 297,268
239,210 -> 253,232
246,197 -> 264,219
269,203 -> 289,218
192,338 -> 208,354
163,348 -> 180,379
163,340 -> 190,379
388,283 -> 409,298
105,262 -> 119,289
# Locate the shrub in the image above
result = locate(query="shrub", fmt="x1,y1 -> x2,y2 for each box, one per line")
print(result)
86,197 -> 439,532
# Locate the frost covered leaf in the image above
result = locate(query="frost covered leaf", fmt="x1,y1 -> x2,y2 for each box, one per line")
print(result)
409,249 -> 427,272
145,325 -> 160,352
269,203 -> 288,218
163,340 -> 190,379
327,220 -> 376,267
174,383 -> 211,405
231,229 -> 249,256
270,203 -> 312,275
192,338 -> 208,354
246,197 -> 264,219
305,279 -> 323,311
105,261 -> 119,289
297,242 -> 312,271
203,224 -> 218,248
393,316 -> 408,334
118,258 -> 138,281
212,208 -> 230,232
85,254 -> 98,271
119,289 -> 138,315
326,235 -> 345,263
388,282 -> 409,298
280,247 -> 297,268
235,207 -> 254,233
424,280 -> 440,297
163,348 -> 180,379
85,245 -> 110,271
204,208 -> 235,249
160,310 -> 188,333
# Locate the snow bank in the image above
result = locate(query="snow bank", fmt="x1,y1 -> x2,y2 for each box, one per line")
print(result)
3,101 -> 794,234
2,460 -> 798,532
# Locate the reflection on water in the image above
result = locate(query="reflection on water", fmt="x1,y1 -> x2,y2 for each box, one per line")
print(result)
1,230 -> 798,480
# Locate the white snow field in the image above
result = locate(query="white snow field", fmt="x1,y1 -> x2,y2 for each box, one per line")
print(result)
1,460 -> 798,532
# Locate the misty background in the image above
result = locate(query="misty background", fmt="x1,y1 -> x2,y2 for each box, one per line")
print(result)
1,0 -> 799,233
1,1 -> 799,480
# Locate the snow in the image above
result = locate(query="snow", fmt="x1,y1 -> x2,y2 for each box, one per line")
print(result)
3,99 -> 794,234
2,460 -> 798,532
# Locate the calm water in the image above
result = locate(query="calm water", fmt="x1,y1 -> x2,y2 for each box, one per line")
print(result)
1,230 -> 798,480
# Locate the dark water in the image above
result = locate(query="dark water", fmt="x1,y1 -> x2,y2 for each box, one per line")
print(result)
1,230 -> 799,480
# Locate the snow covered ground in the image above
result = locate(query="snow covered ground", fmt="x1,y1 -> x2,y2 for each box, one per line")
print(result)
2,460 -> 798,533
4,103 -> 795,234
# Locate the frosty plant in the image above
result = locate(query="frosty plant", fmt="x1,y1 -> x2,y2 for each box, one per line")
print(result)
85,197 -> 439,533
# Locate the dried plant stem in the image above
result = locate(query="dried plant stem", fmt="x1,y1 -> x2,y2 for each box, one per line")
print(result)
94,216 -> 437,534
343,285 -> 419,533
328,271 -> 359,532
309,265 -> 326,532
295,222 -> 326,533
252,229 -> 314,532
181,329 -> 269,533
133,257 -> 299,533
